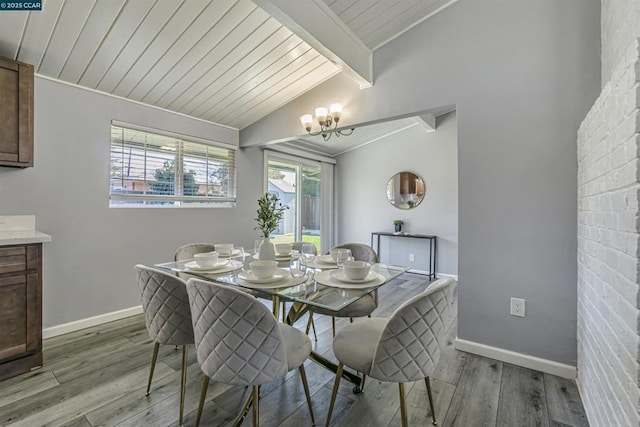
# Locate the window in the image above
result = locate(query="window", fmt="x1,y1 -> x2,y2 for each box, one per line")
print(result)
109,122 -> 236,207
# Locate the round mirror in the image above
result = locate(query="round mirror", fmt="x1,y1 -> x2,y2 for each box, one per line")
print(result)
386,171 -> 425,210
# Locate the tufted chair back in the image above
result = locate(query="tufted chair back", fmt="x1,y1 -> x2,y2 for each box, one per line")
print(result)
135,265 -> 194,346
329,243 -> 378,263
186,278 -> 289,386
292,241 -> 318,255
369,277 -> 455,383
174,243 -> 216,262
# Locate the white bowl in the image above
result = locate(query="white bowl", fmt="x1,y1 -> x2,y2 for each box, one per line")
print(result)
343,260 -> 371,280
214,243 -> 234,256
275,243 -> 293,255
250,260 -> 277,279
194,252 -> 219,268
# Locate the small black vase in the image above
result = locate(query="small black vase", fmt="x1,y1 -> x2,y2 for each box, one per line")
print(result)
394,224 -> 402,232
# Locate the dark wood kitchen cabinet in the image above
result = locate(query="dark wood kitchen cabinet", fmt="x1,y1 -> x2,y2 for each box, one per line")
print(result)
0,244 -> 42,380
0,56 -> 34,168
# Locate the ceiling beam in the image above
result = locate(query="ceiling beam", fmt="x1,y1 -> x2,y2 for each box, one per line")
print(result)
416,113 -> 436,132
253,0 -> 372,89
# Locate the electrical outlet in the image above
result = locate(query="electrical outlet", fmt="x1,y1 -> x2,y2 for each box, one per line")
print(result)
408,253 -> 415,262
510,298 -> 525,317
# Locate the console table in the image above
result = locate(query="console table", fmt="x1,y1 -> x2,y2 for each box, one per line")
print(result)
371,232 -> 437,279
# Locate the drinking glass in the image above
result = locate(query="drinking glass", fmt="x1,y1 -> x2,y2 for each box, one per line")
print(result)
290,254 -> 306,278
301,243 -> 316,262
336,249 -> 352,269
254,239 -> 263,257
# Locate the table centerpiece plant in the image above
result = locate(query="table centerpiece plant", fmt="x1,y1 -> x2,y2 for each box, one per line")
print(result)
254,193 -> 288,260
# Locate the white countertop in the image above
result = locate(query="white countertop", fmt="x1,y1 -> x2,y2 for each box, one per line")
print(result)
0,216 -> 51,246
0,229 -> 52,246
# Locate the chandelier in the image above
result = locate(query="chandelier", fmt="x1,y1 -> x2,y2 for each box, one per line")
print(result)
299,103 -> 354,141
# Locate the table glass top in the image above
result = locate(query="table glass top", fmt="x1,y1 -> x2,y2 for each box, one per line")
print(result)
154,254 -> 408,312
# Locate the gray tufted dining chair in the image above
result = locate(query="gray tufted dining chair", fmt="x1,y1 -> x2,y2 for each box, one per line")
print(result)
174,243 -> 216,280
325,277 -> 456,427
307,243 -> 379,338
186,278 -> 316,427
135,265 -> 194,427
174,243 -> 216,262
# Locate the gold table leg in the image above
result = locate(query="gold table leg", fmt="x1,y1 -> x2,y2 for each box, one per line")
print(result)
286,302 -> 362,390
233,387 -> 256,427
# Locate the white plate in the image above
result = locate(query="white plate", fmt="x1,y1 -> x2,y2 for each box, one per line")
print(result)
305,259 -> 339,270
252,252 -> 299,261
276,250 -> 299,259
185,259 -> 229,271
330,269 -> 379,284
184,260 -> 243,274
275,249 -> 299,257
316,254 -> 336,265
314,270 -> 385,289
219,249 -> 243,258
238,275 -> 307,289
238,268 -> 290,284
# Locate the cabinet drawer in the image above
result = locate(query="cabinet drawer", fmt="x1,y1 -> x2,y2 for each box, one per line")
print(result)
0,247 -> 26,274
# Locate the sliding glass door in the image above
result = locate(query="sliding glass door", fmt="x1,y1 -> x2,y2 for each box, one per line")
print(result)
265,153 -> 323,252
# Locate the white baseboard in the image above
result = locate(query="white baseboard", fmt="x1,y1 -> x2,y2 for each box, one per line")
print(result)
43,306 -> 144,339
405,269 -> 459,280
454,337 -> 577,379
433,272 -> 458,280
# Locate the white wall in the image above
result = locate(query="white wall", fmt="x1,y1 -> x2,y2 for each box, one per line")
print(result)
335,112 -> 457,275
0,77 -> 266,328
242,0 -> 601,366
577,0 -> 640,425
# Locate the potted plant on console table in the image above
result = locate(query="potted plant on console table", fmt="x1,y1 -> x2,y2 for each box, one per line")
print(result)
394,219 -> 404,233
254,193 -> 288,260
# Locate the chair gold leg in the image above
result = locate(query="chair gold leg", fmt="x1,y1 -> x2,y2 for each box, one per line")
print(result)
179,345 -> 188,426
299,365 -> 316,426
145,342 -> 160,396
306,313 -> 313,334
310,314 -> 317,341
425,377 -> 437,425
272,295 -> 280,319
252,385 -> 260,427
399,383 -> 408,427
325,362 -> 343,427
331,317 -> 336,337
195,376 -> 209,427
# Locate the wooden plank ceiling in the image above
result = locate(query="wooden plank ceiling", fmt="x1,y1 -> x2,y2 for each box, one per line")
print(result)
323,0 -> 456,50
0,0 -> 455,130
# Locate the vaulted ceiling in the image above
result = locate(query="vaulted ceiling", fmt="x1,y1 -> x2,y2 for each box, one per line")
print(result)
0,0 -> 456,130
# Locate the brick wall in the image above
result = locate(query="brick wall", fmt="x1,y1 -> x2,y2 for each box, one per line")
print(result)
577,37 -> 640,426
601,0 -> 640,85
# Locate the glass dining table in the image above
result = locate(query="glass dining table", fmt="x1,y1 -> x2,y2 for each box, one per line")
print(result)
154,253 -> 408,389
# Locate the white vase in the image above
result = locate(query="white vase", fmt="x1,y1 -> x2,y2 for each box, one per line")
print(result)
258,237 -> 276,260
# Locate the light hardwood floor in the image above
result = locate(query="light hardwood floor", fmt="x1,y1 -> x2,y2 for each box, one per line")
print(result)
0,273 -> 589,426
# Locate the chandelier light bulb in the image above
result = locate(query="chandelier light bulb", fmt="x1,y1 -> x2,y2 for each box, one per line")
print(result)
329,103 -> 342,121
300,114 -> 313,130
315,107 -> 328,124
